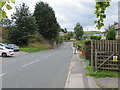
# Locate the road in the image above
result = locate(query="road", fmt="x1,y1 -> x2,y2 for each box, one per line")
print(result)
2,42 -> 73,88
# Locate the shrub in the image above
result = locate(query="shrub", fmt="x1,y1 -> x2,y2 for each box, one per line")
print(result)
56,35 -> 64,44
29,33 -> 42,43
90,35 -> 101,40
106,25 -> 116,40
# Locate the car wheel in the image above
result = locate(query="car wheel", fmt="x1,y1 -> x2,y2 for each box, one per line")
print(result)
2,53 -> 7,57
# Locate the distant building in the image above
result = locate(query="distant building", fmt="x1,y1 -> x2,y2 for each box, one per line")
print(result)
114,22 -> 120,39
101,31 -> 106,40
59,32 -> 65,36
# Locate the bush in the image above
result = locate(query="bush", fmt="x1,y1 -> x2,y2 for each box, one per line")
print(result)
56,35 -> 64,44
29,33 -> 42,43
90,35 -> 101,40
78,39 -> 91,62
106,25 -> 116,40
18,36 -> 29,46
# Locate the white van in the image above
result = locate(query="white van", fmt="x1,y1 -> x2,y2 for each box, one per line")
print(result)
0,46 -> 14,57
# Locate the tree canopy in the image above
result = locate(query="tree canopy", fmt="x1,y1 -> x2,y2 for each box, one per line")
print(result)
34,1 -> 59,41
8,3 -> 38,45
74,23 -> 84,40
94,0 -> 111,30
0,0 -> 15,21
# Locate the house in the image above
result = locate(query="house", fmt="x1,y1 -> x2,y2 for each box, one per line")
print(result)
101,31 -> 106,40
114,22 -> 120,39
59,32 -> 66,36
101,22 -> 120,40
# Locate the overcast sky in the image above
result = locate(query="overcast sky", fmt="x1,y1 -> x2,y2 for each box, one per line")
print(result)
5,0 -> 119,31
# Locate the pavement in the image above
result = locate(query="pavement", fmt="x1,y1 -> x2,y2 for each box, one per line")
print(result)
14,51 -> 28,56
65,47 -> 99,88
65,47 -> 119,89
95,77 -> 119,88
2,42 -> 73,88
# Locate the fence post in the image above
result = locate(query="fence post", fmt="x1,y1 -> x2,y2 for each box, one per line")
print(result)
91,40 -> 94,69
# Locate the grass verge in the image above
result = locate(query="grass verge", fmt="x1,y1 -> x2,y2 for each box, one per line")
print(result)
20,42 -> 51,53
85,66 -> 120,78
20,47 -> 48,53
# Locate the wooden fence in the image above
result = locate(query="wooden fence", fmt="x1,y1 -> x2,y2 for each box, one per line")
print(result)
91,40 -> 120,71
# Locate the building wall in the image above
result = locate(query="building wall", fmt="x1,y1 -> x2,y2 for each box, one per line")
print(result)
116,29 -> 120,39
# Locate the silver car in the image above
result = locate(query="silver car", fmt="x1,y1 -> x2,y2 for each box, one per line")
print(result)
7,44 -> 19,52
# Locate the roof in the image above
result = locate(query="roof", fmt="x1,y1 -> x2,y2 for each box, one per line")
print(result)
114,22 -> 120,30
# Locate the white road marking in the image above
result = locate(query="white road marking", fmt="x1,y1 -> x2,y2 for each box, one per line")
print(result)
45,54 -> 51,58
22,60 -> 39,67
45,53 -> 57,58
0,73 -> 6,77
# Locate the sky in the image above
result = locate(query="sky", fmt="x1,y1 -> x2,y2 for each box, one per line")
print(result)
4,0 -> 119,31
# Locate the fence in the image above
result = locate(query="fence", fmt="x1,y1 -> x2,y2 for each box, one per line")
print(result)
91,40 -> 120,71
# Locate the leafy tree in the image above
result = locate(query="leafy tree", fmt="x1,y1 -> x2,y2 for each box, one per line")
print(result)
0,0 -> 15,21
67,31 -> 74,39
8,3 -> 38,46
34,1 -> 59,42
61,28 -> 67,33
94,0 -> 111,30
1,17 -> 11,28
106,25 -> 116,40
64,28 -> 67,33
74,23 -> 84,40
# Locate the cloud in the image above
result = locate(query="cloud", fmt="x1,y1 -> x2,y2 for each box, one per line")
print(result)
5,0 -> 119,31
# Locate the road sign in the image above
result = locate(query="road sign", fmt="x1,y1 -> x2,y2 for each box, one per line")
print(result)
113,56 -> 118,62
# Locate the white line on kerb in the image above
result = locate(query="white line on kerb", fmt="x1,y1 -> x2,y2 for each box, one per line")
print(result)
0,73 -> 6,77
22,60 -> 39,67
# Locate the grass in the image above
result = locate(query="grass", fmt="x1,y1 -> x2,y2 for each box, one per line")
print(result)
20,42 -> 51,53
20,47 -> 48,53
85,66 -> 120,78
70,38 -> 76,41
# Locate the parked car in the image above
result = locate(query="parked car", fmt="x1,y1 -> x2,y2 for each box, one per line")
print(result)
7,44 -> 19,51
0,46 -> 14,57
0,43 -> 11,49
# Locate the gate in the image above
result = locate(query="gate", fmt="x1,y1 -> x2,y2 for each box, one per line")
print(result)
91,40 -> 120,71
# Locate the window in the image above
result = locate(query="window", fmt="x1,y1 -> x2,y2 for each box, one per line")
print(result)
0,48 -> 3,50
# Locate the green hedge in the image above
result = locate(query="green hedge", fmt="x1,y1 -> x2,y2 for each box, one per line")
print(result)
90,35 -> 101,40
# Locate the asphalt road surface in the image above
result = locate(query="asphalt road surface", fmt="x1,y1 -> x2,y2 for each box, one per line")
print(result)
2,42 -> 73,88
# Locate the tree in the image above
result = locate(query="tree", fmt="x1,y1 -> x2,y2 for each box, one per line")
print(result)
34,1 -> 59,42
61,28 -> 67,33
106,25 -> 116,40
0,0 -> 15,21
8,3 -> 38,45
74,23 -> 84,40
64,28 -> 67,33
1,17 -> 11,28
67,31 -> 74,39
94,0 -> 111,30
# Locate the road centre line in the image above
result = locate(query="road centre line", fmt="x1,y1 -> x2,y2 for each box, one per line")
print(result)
22,60 -> 39,67
0,73 -> 6,77
45,54 -> 51,58
45,52 -> 57,58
